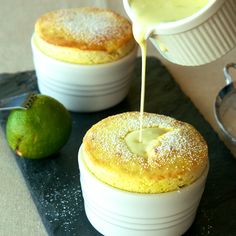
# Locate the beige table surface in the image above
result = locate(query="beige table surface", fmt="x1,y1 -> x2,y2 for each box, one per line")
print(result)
1,1 -> 236,235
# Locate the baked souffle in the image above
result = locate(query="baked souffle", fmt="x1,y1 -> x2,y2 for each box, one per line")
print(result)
82,112 -> 208,194
34,7 -> 136,64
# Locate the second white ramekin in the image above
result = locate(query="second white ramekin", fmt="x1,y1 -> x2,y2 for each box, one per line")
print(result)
78,145 -> 209,236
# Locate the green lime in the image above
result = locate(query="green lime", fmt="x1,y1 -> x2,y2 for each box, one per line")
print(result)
6,94 -> 72,159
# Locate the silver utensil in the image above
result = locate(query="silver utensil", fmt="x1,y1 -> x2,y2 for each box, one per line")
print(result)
0,93 -> 37,111
214,63 -> 236,145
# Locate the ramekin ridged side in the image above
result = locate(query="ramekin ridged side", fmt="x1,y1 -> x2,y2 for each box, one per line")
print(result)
151,0 -> 236,65
31,37 -> 137,112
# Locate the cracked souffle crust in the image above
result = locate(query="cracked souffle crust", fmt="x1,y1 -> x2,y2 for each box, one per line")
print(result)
34,7 -> 136,64
82,112 -> 208,193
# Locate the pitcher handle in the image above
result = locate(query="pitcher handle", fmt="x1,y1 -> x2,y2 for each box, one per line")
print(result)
223,63 -> 236,85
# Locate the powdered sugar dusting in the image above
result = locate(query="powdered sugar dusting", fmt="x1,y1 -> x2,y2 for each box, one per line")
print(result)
84,112 -> 208,170
38,174 -> 84,234
55,8 -> 131,47
148,126 -> 207,169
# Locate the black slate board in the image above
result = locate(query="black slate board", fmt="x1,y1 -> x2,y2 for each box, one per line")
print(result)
0,57 -> 236,236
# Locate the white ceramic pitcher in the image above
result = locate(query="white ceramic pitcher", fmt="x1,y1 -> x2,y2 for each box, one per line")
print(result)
123,0 -> 236,66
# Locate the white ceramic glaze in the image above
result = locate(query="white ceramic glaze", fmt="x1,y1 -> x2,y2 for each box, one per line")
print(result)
78,145 -> 209,236
31,37 -> 137,112
123,0 -> 236,66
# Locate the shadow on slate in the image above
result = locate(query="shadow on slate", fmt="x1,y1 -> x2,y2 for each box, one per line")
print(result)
0,57 -> 236,236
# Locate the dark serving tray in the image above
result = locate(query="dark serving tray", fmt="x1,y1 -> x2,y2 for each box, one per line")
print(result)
0,57 -> 236,236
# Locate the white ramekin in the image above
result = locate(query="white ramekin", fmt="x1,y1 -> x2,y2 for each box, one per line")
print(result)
78,145 -> 209,236
123,0 -> 236,66
31,37 -> 137,112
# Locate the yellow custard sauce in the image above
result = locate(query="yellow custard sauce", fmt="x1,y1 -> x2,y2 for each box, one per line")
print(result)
125,0 -> 208,152
130,0 -> 209,42
125,127 -> 170,157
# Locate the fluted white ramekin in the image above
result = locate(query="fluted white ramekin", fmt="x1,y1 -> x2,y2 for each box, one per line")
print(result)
31,36 -> 137,112
124,0 -> 236,66
78,145 -> 209,236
